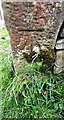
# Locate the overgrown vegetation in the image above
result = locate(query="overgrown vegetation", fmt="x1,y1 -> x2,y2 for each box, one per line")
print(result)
0,28 -> 64,119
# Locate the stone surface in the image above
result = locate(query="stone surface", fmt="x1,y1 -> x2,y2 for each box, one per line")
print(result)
54,50 -> 64,74
2,1 -> 64,73
56,39 -> 64,50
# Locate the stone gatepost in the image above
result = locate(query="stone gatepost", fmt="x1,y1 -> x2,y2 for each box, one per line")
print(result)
54,21 -> 64,73
2,0 -> 64,73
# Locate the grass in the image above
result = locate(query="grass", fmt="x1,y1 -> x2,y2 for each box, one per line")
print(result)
0,27 -> 64,119
0,27 -> 15,119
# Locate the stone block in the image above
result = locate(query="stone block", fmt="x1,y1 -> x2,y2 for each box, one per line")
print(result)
2,1 -> 64,73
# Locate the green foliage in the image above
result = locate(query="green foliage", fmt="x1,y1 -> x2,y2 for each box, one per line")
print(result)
0,27 -> 64,119
0,27 -> 15,119
3,63 -> 64,119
